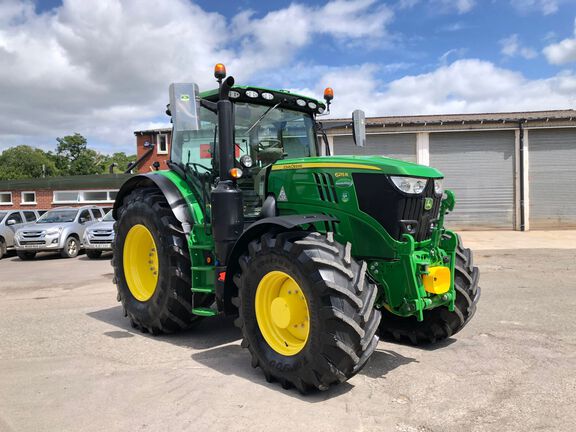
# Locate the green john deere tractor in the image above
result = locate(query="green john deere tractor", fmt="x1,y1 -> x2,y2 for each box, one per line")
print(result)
112,64 -> 480,393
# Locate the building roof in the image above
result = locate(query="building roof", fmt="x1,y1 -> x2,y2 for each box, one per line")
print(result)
134,127 -> 171,135
0,174 -> 132,191
323,109 -> 576,129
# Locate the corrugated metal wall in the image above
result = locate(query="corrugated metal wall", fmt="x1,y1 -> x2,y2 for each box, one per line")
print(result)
430,131 -> 515,229
529,128 -> 576,228
333,134 -> 417,162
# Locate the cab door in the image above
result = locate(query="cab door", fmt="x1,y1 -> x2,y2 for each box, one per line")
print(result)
4,211 -> 25,247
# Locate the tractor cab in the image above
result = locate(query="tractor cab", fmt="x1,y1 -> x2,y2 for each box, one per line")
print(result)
169,80 -> 327,219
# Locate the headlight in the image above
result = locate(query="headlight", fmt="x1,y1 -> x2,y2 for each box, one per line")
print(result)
46,228 -> 62,236
434,179 -> 444,195
390,176 -> 427,194
240,154 -> 253,168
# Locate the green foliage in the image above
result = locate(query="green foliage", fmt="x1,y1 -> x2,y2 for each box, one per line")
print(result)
103,152 -> 136,173
0,133 -> 136,180
0,145 -> 60,180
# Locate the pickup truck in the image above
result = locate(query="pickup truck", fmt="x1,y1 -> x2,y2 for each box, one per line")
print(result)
14,206 -> 104,259
0,209 -> 43,259
83,210 -> 115,259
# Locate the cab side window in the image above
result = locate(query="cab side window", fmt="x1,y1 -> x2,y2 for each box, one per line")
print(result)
23,211 -> 37,222
91,208 -> 103,219
79,210 -> 92,223
8,212 -> 23,224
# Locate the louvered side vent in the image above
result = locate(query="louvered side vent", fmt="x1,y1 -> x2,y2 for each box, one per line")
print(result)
313,173 -> 338,203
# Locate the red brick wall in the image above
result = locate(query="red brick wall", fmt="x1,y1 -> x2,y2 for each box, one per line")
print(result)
135,131 -> 172,173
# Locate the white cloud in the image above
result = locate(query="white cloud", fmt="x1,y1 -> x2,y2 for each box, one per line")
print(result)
509,0 -> 559,15
543,19 -> 576,64
500,34 -> 538,59
311,60 -> 576,118
0,0 -> 393,153
433,0 -> 476,14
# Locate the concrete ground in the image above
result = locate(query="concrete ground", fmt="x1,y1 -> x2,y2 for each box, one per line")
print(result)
0,233 -> 575,432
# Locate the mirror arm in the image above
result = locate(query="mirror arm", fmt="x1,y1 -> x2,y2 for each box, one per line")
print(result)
200,99 -> 217,114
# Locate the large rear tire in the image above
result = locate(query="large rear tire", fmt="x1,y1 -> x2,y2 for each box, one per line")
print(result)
234,231 -> 381,393
378,234 -> 480,345
112,187 -> 213,334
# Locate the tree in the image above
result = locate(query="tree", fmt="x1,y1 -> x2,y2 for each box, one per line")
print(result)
102,152 -> 137,173
55,133 -> 103,176
0,145 -> 60,180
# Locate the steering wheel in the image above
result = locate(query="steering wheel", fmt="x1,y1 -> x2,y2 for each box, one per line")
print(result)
257,138 -> 282,151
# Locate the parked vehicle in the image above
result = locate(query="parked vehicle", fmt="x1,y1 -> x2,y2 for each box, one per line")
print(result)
14,206 -> 104,260
0,209 -> 43,259
83,210 -> 114,259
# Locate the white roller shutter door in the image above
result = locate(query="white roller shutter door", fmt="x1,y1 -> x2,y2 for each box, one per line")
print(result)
430,131 -> 515,229
529,128 -> 576,228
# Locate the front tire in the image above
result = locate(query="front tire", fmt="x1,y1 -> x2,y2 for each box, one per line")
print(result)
378,234 -> 480,345
235,231 -> 381,393
112,187 -> 213,334
0,239 -> 6,260
60,236 -> 79,258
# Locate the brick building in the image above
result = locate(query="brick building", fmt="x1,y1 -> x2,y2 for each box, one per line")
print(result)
0,174 -> 130,211
134,127 -> 171,173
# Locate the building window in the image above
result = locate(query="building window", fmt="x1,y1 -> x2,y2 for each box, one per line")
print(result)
53,190 -> 119,204
0,192 -> 12,205
53,191 -> 79,203
21,191 -> 37,205
157,134 -> 168,154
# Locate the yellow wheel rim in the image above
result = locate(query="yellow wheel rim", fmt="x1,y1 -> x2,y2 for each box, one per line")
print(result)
255,271 -> 310,356
123,224 -> 159,302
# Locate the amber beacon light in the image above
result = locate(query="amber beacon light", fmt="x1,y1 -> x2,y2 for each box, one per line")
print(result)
214,63 -> 227,81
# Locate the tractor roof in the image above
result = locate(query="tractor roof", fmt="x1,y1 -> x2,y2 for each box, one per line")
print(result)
200,86 -> 326,116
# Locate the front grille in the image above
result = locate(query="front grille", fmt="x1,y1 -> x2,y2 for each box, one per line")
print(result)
353,173 -> 442,242
89,240 -> 112,244
20,240 -> 45,245
22,231 -> 44,238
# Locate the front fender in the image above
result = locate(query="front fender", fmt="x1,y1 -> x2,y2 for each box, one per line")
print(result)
112,172 -> 196,232
220,214 -> 338,315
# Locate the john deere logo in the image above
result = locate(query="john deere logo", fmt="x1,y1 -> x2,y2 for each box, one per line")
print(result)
424,198 -> 433,211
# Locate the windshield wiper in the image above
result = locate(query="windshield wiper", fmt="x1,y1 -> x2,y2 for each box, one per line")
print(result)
246,102 -> 281,135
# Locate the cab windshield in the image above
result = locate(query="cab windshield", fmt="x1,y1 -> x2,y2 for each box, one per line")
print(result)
37,210 -> 78,223
171,102 -> 316,171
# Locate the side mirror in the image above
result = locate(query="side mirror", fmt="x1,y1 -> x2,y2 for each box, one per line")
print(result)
6,219 -> 16,226
79,217 -> 87,224
352,109 -> 366,148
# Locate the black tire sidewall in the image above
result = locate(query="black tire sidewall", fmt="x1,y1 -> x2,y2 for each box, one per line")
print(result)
115,199 -> 173,326
241,251 -> 322,377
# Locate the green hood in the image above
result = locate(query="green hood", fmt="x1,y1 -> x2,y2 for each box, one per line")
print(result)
272,155 -> 443,178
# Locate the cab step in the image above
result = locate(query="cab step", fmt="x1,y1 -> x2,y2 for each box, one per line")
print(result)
191,265 -> 214,272
192,307 -> 218,317
191,286 -> 214,294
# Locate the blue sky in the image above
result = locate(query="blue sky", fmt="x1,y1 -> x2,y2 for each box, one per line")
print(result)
1,0 -> 575,154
